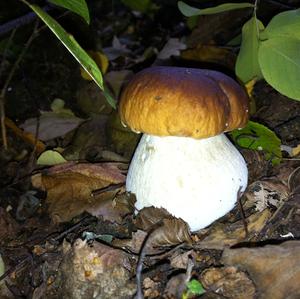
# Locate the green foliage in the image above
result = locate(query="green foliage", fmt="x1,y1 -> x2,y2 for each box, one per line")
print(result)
178,2 -> 300,101
37,150 -> 67,165
230,121 -> 282,165
257,10 -> 300,100
121,0 -> 157,13
20,0 -> 117,108
178,1 -> 254,17
264,9 -> 300,39
258,37 -> 300,100
235,17 -> 264,83
48,0 -> 90,24
182,279 -> 205,298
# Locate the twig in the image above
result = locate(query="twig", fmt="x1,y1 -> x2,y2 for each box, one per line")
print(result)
0,29 -> 16,150
135,221 -> 164,299
0,20 -> 40,150
91,183 -> 125,197
237,186 -> 248,237
0,6 -> 51,37
0,29 -> 16,79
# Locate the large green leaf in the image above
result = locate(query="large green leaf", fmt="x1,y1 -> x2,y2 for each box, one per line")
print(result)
21,2 -> 112,104
230,121 -> 282,165
258,36 -> 300,100
265,9 -> 300,39
235,17 -> 264,83
48,0 -> 90,24
178,1 -> 254,17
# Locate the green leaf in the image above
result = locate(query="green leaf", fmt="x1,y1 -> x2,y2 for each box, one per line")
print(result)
178,1 -> 254,17
22,2 -> 105,92
37,150 -> 67,165
121,0 -> 154,13
258,36 -> 300,100
186,279 -> 205,295
103,86 -> 117,109
265,9 -> 300,39
49,0 -> 90,24
235,17 -> 264,83
230,121 -> 282,165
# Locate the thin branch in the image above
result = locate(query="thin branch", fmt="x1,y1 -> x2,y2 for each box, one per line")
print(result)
0,6 -> 51,37
135,221 -> 163,299
237,186 -> 249,237
0,20 -> 39,150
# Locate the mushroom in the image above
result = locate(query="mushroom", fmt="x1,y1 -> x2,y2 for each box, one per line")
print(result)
119,66 -> 249,231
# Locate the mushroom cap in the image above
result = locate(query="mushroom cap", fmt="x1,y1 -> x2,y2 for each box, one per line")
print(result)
119,66 -> 249,139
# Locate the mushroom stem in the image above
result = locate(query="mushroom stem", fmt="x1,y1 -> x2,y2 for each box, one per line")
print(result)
126,133 -> 248,231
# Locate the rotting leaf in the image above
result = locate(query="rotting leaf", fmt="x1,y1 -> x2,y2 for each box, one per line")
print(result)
135,206 -> 173,231
201,266 -> 255,299
86,192 -> 136,224
113,210 -> 192,254
31,162 -> 126,223
59,239 -> 136,298
195,209 -> 271,250
245,179 -> 289,212
181,45 -> 236,70
222,241 -> 300,299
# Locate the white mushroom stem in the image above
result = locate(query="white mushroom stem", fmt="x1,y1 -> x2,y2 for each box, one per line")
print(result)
126,133 -> 248,231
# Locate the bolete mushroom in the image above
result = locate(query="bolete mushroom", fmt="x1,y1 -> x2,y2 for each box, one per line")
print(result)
119,66 -> 249,231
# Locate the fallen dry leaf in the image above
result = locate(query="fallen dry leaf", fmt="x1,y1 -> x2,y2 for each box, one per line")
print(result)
222,241 -> 300,299
58,239 -> 136,299
288,166 -> 300,194
135,206 -> 173,231
0,207 -> 20,241
21,111 -> 84,141
169,250 -> 194,270
201,266 -> 255,299
157,38 -> 186,60
86,192 -> 135,224
143,277 -> 161,299
113,217 -> 192,254
181,44 -> 236,69
245,179 -> 289,212
32,162 -> 126,223
164,273 -> 188,299
195,209 -> 271,249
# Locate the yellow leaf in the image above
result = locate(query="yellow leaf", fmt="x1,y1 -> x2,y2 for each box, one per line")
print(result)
181,45 -> 236,69
5,117 -> 46,154
292,144 -> 300,157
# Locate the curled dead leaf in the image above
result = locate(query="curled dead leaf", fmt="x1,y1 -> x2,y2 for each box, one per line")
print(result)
113,216 -> 192,254
135,206 -> 172,231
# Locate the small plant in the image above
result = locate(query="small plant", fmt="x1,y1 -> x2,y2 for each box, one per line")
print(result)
182,279 -> 206,298
178,1 -> 300,101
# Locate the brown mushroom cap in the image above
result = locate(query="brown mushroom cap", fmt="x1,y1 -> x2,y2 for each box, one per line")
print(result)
119,66 -> 249,139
